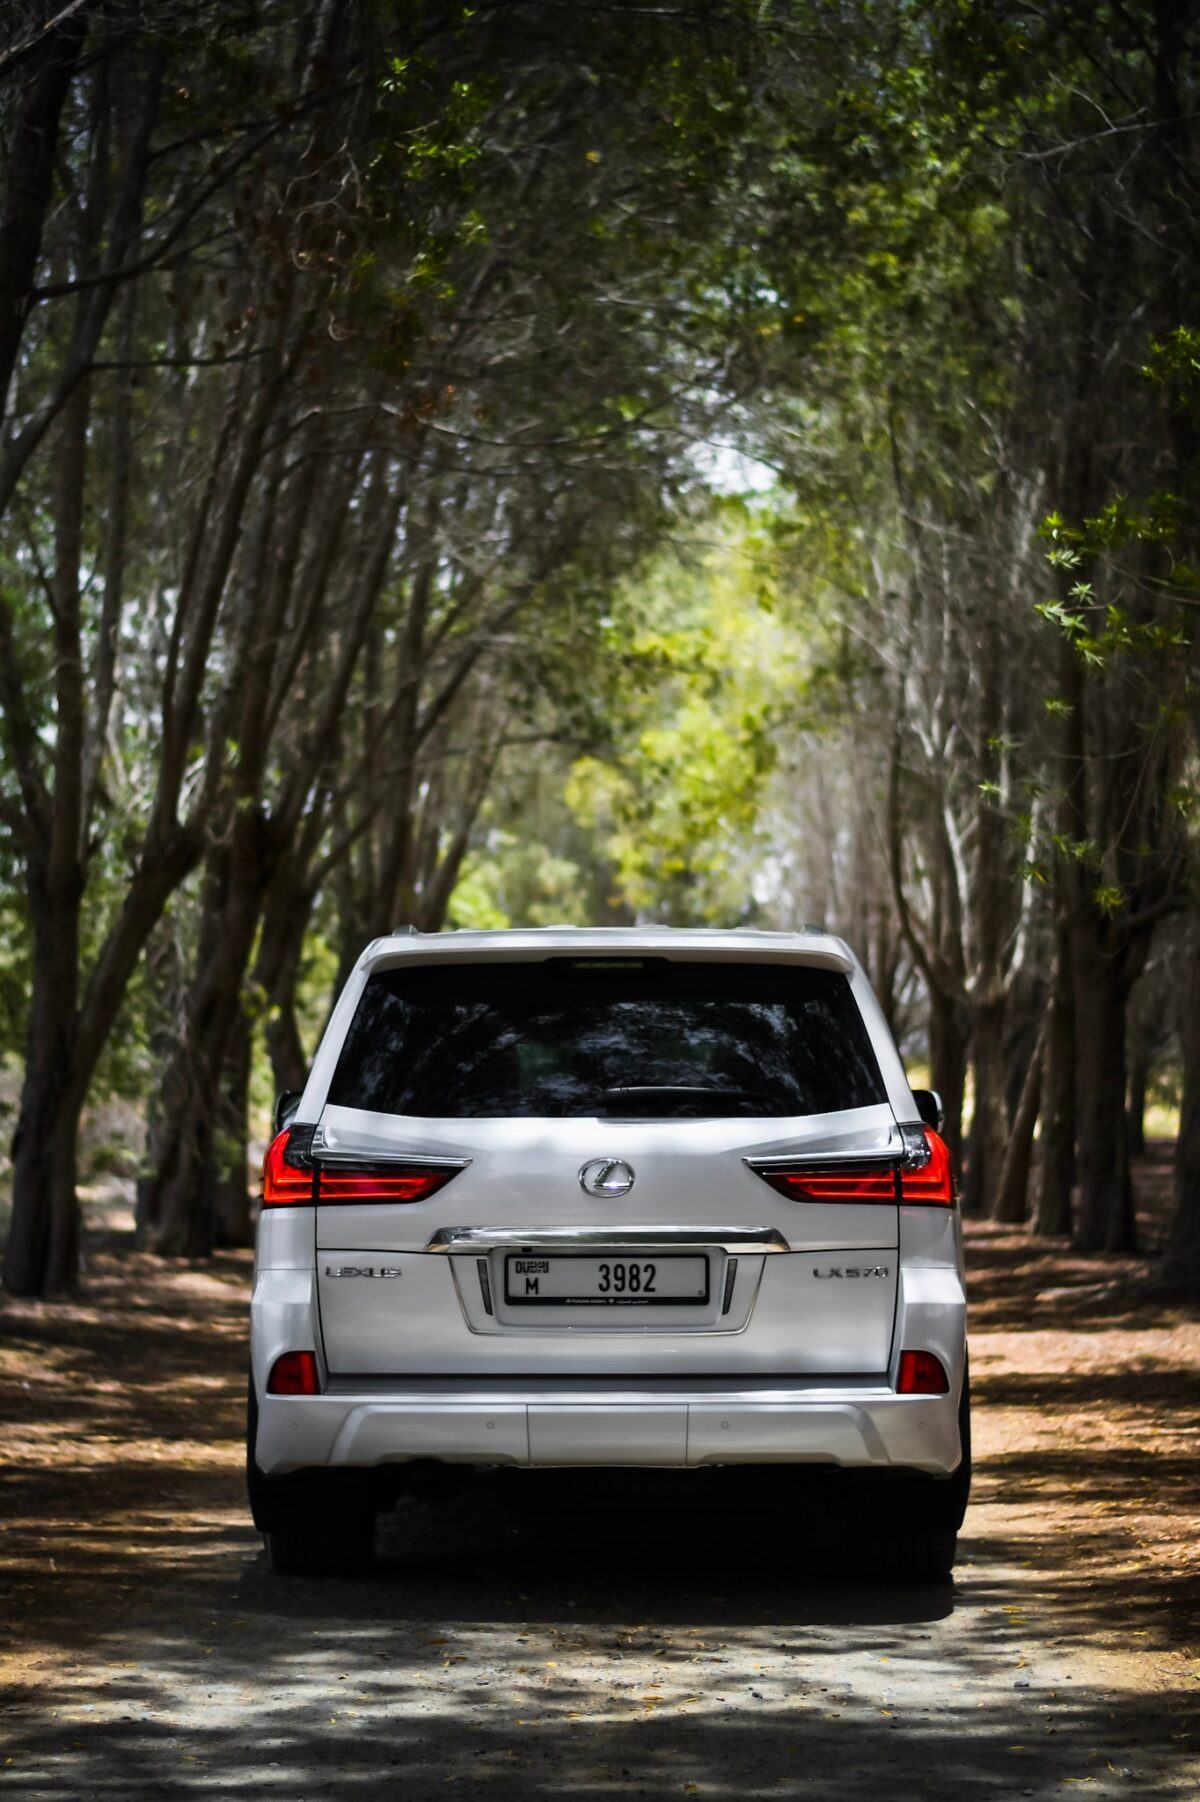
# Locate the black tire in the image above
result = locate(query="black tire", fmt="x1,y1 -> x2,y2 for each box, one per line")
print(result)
946,1353 -> 972,1524
862,1528 -> 957,1582
899,1353 -> 973,1531
910,1359 -> 972,1532
248,1376 -> 377,1573
245,1377 -> 275,1533
843,1356 -> 971,1563
265,1509 -> 376,1577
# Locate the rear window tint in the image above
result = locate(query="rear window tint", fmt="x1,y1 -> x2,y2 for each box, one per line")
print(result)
327,958 -> 885,1119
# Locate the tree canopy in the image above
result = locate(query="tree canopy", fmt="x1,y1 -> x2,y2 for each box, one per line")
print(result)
1,0 -> 1198,1294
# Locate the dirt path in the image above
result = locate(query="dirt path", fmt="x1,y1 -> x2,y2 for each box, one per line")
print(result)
1,1160 -> 1198,1799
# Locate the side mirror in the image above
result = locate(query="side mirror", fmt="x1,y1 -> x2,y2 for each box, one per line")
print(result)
911,1088 -> 944,1133
274,1090 -> 304,1135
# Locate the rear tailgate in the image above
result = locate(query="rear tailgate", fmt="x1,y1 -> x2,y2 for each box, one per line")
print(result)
314,1102 -> 899,1377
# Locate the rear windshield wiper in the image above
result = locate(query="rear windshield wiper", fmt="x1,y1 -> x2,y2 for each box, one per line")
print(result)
600,1086 -> 770,1117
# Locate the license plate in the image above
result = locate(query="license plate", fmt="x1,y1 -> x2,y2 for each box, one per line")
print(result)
504,1253 -> 710,1306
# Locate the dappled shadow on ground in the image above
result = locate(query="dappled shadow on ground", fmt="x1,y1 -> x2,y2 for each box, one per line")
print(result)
0,1465 -> 952,1666
971,1365 -> 1200,1412
3,1676 -> 1191,1802
1,1452 -> 1196,1678
2,1185 -> 1199,1799
975,1442 -> 1200,1529
0,1488 -> 1195,1802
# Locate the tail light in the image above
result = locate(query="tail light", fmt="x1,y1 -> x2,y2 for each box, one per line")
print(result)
897,1350 -> 949,1394
267,1351 -> 320,1395
754,1165 -> 898,1203
261,1127 -> 315,1206
315,1164 -> 462,1204
747,1127 -> 955,1207
261,1127 -> 466,1208
898,1129 -> 954,1205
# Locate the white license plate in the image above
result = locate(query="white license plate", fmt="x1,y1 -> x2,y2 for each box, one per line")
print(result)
504,1253 -> 710,1306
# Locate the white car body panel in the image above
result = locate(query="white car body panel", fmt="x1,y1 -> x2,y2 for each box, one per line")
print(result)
250,927 -> 968,1482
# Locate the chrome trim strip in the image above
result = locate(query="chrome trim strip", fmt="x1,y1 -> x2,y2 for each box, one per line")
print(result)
424,1226 -> 790,1254
313,1151 -> 472,1171
745,1121 -> 931,1176
743,1151 -> 899,1172
720,1256 -> 739,1315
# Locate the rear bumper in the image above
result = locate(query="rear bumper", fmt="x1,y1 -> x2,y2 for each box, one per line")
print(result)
254,1378 -> 963,1478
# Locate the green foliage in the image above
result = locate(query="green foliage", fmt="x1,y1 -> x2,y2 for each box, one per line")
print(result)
561,511 -> 799,924
446,738 -> 627,932
1144,327 -> 1200,405
449,837 -> 590,931
3,0 -> 1200,1273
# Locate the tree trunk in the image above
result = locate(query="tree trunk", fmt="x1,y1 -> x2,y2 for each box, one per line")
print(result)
137,1030 -> 213,1258
0,16 -> 86,411
260,900 -> 314,1096
994,1012 -> 1046,1227
927,988 -> 969,1171
966,993 -> 1008,1216
205,1000 -> 254,1249
250,846 -> 319,1095
1163,910 -> 1200,1288
2,375 -> 89,1297
965,606 -> 1011,1219
137,829 -> 266,1255
1125,1056 -> 1150,1160
2,912 -> 83,1296
3,823 -> 203,1293
1002,973 -> 1043,1122
1033,934 -> 1075,1236
4,1090 -> 81,1297
1072,919 -> 1136,1252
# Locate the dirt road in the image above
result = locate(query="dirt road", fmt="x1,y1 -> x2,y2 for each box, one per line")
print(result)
1,1178 -> 1198,1800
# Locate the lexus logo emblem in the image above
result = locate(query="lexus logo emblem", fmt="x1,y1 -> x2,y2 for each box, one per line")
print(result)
578,1157 -> 636,1197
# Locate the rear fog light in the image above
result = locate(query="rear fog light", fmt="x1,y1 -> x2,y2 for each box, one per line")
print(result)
897,1350 -> 949,1394
267,1351 -> 320,1395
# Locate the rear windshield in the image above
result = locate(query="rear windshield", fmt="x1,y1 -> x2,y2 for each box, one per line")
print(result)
327,957 -> 885,1120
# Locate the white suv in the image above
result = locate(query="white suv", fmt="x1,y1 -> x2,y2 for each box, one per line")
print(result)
247,927 -> 969,1577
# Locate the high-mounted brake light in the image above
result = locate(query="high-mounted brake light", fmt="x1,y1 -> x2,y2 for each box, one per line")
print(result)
897,1350 -> 950,1394
260,1128 -> 465,1208
747,1127 -> 955,1207
267,1350 -> 320,1395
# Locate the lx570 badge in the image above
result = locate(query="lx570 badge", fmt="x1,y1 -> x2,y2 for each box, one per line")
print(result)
812,1266 -> 889,1279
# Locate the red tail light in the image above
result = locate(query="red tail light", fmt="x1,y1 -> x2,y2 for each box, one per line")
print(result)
897,1350 -> 949,1394
755,1166 -> 897,1203
316,1165 -> 461,1204
267,1351 -> 320,1395
261,1127 -> 315,1207
898,1129 -> 954,1205
748,1127 -> 955,1208
261,1127 -> 464,1208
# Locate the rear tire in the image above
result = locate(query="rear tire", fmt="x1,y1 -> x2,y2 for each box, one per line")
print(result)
245,1378 -> 274,1533
265,1508 -> 376,1577
861,1528 -> 957,1582
248,1376 -> 377,1574
879,1354 -> 973,1532
844,1357 -> 970,1573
